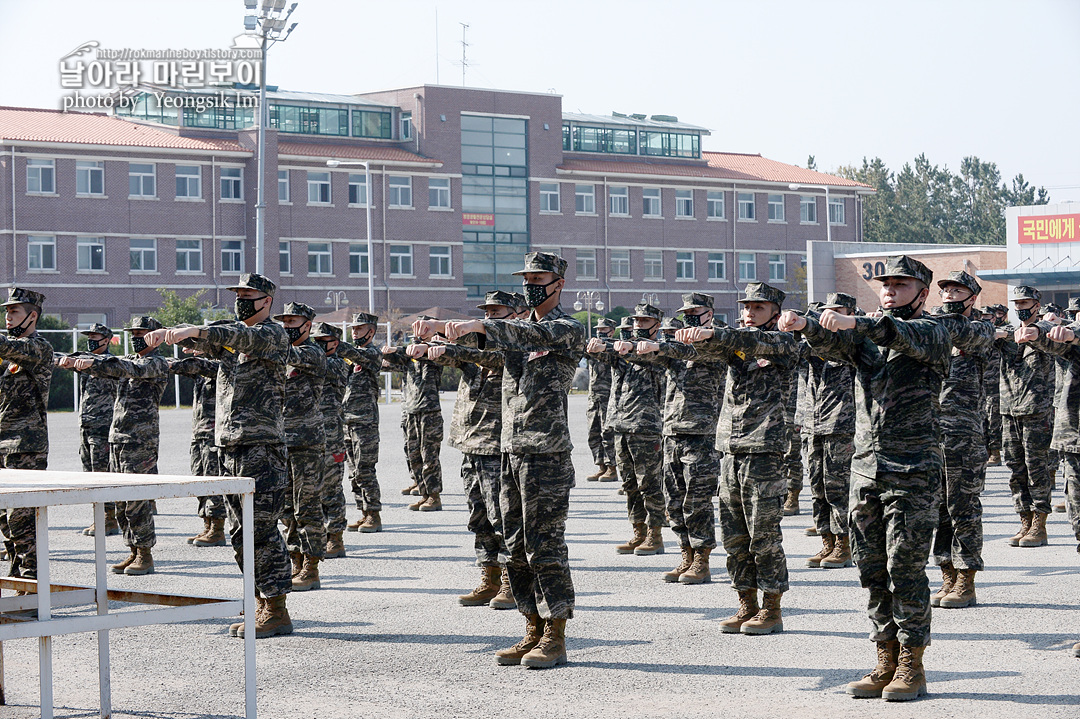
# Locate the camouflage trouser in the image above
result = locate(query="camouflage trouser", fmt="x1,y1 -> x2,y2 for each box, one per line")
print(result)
784,427 -> 803,494
0,452 -> 47,579
1062,452 -> 1080,542
403,410 -> 443,495
933,433 -> 987,570
110,442 -> 157,549
321,447 -> 348,535
663,434 -> 719,549
984,393 -> 1001,453
221,443 -> 291,598
462,453 -> 504,567
80,430 -> 115,515
850,469 -> 939,648
190,437 -> 226,520
615,432 -> 665,528
501,451 -> 574,620
807,433 -> 853,536
586,397 -> 615,466
345,423 -> 381,512
1003,412 -> 1053,516
718,452 -> 789,595
283,445 -> 327,559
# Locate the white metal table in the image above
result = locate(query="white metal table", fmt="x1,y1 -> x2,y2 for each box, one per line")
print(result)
0,469 -> 257,719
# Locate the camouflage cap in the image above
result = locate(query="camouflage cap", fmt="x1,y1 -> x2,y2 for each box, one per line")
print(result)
629,302 -> 664,322
661,316 -> 685,330
510,292 -> 528,310
79,322 -> 113,338
1040,303 -> 1063,317
872,255 -> 933,287
936,270 -> 982,296
126,316 -> 162,331
272,301 -> 316,322
225,272 -> 276,297
348,311 -> 379,326
1068,297 -> 1080,313
476,290 -> 517,310
617,315 -> 634,329
2,287 -> 45,309
1011,285 -> 1041,302
737,282 -> 786,307
819,292 -> 857,311
986,303 -> 1008,314
594,317 -> 617,330
310,321 -> 343,340
676,292 -> 714,313
511,251 -> 568,278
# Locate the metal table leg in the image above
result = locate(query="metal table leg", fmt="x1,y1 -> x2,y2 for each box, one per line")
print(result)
242,491 -> 256,719
36,506 -> 52,719
94,501 -> 111,719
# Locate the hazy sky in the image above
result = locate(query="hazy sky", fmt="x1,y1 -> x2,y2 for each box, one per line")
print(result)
2,0 -> 1077,201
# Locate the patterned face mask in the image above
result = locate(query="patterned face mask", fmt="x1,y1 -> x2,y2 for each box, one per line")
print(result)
523,278 -> 560,307
6,312 -> 32,338
131,335 -> 149,354
284,325 -> 306,344
1016,307 -> 1035,322
234,295 -> 267,321
86,338 -> 103,352
683,313 -> 703,327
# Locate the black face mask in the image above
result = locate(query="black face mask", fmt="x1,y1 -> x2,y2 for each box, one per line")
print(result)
86,338 -> 104,352
6,312 -> 33,338
683,313 -> 704,327
618,329 -> 632,340
487,311 -> 513,321
285,325 -> 306,344
883,296 -> 924,321
131,335 -> 149,354
352,328 -> 375,346
634,327 -> 653,339
235,295 -> 266,321
314,339 -> 333,353
941,300 -> 968,315
1016,307 -> 1036,322
992,314 -> 1008,327
523,278 -> 560,308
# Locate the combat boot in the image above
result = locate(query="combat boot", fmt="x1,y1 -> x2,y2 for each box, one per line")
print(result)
634,526 -> 665,555
1008,511 -> 1033,546
679,547 -> 712,585
930,563 -> 956,607
663,546 -> 694,583
495,613 -> 545,665
194,518 -> 226,547
805,526 -> 819,536
347,516 -> 362,531
239,594 -> 293,638
324,531 -> 346,559
489,567 -> 516,609
598,465 -> 618,482
1055,500 -> 1067,513
987,449 -> 1001,466
821,535 -> 853,568
290,550 -> 304,578
1019,512 -> 1048,547
940,568 -> 976,608
741,592 -> 783,635
230,595 -> 265,637
882,645 -> 927,701
292,555 -> 321,591
846,639 -> 900,698
84,507 -> 121,537
783,488 -> 800,516
719,589 -> 759,633
521,617 -> 567,669
418,493 -> 442,512
459,565 -> 501,606
615,523 -> 647,554
111,548 -> 138,574
586,465 -> 605,481
187,517 -> 212,545
1073,640 -> 1080,657
359,511 -> 382,533
125,547 -> 154,575
806,532 -> 835,568
401,483 -> 418,496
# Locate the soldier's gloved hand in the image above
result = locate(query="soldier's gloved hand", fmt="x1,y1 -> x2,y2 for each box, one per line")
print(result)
1014,326 -> 1039,344
777,311 -> 806,332
819,309 -> 856,332
1048,325 -> 1076,343
427,345 -> 447,360
612,340 -> 634,355
675,326 -> 713,344
406,343 -> 428,358
585,337 -> 607,354
636,340 -> 660,354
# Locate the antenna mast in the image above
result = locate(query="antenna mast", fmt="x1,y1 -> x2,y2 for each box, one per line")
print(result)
459,22 -> 469,86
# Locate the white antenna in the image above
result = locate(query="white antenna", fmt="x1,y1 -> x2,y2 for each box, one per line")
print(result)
460,22 -> 469,86
435,6 -> 440,84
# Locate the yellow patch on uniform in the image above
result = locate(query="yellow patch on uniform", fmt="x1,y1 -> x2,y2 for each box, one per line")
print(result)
734,350 -> 746,360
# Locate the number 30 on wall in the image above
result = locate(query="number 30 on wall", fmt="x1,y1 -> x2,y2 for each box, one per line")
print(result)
862,261 -> 886,280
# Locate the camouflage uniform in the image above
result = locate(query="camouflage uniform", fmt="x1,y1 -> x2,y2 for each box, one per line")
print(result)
312,323 -> 350,536
338,324 -> 384,513
782,368 -> 803,495
71,329 -> 118,516
586,318 -> 616,469
983,340 -> 1002,454
169,355 -> 225,519
383,346 -> 444,496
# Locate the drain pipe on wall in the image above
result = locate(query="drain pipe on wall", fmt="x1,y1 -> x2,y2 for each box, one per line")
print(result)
10,145 -> 16,284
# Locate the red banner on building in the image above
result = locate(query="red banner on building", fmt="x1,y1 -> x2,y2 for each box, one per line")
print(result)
462,212 -> 495,227
1018,214 -> 1080,244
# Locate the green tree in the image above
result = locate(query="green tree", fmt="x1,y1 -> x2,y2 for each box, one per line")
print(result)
151,288 -> 210,326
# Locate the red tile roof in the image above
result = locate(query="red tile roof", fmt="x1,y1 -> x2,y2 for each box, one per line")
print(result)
277,141 -> 441,166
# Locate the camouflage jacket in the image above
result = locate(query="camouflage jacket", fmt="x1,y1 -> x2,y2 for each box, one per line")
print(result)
321,353 -> 349,450
338,342 -> 383,428
0,332 -> 53,455
1054,355 -> 1068,418
931,314 -> 995,439
471,304 -> 585,454
586,357 -> 612,409
433,343 -> 504,455
802,343 -> 857,437
82,351 -> 170,446
67,352 -> 116,437
692,327 -> 799,453
800,314 -> 951,477
997,321 -> 1054,417
982,340 -> 1001,400
168,356 -> 218,441
180,319 -> 289,448
634,341 -> 725,436
595,346 -> 664,436
284,340 -> 326,448
1026,321 -> 1080,452
383,347 -> 443,414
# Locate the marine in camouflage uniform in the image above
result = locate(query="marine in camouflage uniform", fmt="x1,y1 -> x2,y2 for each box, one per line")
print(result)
781,351 -> 804,515
70,323 -> 119,535
982,304 -> 1007,464
310,322 -> 350,556
0,288 -> 53,581
585,317 -> 617,481
338,312 -> 385,531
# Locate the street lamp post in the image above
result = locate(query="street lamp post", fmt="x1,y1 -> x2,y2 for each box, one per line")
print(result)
574,290 -> 605,393
641,292 -> 660,308
326,159 -> 375,315
324,290 -> 349,312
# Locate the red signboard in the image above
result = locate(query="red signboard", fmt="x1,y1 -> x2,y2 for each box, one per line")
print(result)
462,212 -> 495,227
1018,213 -> 1080,244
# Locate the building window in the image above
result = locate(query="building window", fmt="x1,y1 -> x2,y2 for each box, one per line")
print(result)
676,251 -> 694,279
388,176 -> 412,208
707,191 -> 724,219
540,183 -> 560,212
400,111 -> 412,140
769,254 -> 786,282
351,109 -> 393,139
77,160 -> 105,196
639,130 -> 701,158
348,174 -> 367,205
610,249 -> 630,279
176,239 -> 202,273
644,250 -> 663,279
676,190 -> 694,218
429,178 -> 451,209
307,171 -> 331,204
575,184 -> 595,214
349,243 -> 368,275
642,187 -> 661,217
429,245 -> 451,277
390,245 -> 413,276
708,252 -> 726,280
221,240 -> 243,273
277,170 -> 290,202
78,236 -> 105,272
609,186 -> 629,216
715,312 -> 729,326
738,193 -> 755,220
800,196 -> 817,223
28,235 -> 56,271
26,158 -> 55,194
220,167 -> 243,200
738,252 -> 756,281
129,238 -> 157,272
307,242 -> 332,274
279,241 -> 291,274
128,163 -> 156,198
767,194 -> 785,222
576,249 -> 597,279
176,165 -> 202,199
77,313 -> 108,331
268,104 -> 350,137
829,197 -> 846,225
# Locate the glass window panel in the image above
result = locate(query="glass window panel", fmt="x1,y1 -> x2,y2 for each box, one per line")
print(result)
460,115 -> 493,132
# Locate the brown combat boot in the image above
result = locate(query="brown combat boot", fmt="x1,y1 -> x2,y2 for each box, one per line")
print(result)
1019,512 -> 1048,547
679,547 -> 712,585
239,594 -> 293,638
1055,500 -> 1067,513
522,617 -> 567,669
663,546 -> 694,583
401,483 -> 418,495
615,523 -> 647,554
125,547 -> 154,575
418,493 -> 442,512
230,595 -> 265,637
783,488 -> 800,516
324,531 -> 346,559
987,449 -> 1001,466
930,563 -> 956,607
634,526 -> 665,555
586,465 -> 605,481
806,532 -> 835,568
1073,640 -> 1080,657
882,645 -> 927,701
84,508 -> 121,537
741,592 -> 783,634
846,639 -> 900,698
597,465 -> 618,482
292,555 -> 321,591
940,568 -> 976,608
719,589 -> 759,633
111,548 -> 137,574
459,565 -> 501,606
1009,511 -> 1033,546
347,516 -> 362,532
187,517 -> 212,545
290,550 -> 303,578
359,511 -> 382,533
495,613 -> 545,665
407,495 -> 426,511
821,535 -> 853,568
489,567 -> 516,610
194,517 -> 226,547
